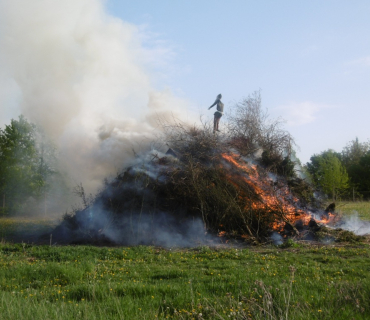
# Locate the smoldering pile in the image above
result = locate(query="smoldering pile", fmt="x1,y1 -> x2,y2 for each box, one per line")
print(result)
49,122 -> 364,247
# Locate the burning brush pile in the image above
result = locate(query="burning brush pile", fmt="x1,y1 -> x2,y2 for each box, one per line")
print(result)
51,93 -> 365,246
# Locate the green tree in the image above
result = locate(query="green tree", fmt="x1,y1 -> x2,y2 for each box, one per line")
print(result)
340,138 -> 370,199
306,150 -> 349,200
305,150 -> 340,184
346,151 -> 370,199
341,137 -> 370,167
0,116 -> 53,214
357,153 -> 370,192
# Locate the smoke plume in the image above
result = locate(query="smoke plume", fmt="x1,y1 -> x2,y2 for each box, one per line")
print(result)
0,0 -> 192,194
336,212 -> 370,236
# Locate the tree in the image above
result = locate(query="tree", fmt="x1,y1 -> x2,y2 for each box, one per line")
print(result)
341,137 -> 370,167
0,116 -> 55,214
345,151 -> 370,199
305,150 -> 349,200
339,138 -> 370,199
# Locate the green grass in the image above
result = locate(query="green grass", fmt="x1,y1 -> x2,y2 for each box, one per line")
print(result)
0,217 -> 57,243
336,201 -> 370,221
0,243 -> 369,319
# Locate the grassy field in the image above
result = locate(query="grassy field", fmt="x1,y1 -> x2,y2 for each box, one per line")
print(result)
0,217 -> 57,243
0,204 -> 370,320
336,201 -> 370,221
0,242 -> 369,319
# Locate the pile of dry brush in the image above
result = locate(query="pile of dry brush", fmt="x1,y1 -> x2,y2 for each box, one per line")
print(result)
53,92 -> 323,245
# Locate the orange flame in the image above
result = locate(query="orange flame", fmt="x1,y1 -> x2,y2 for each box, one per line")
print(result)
218,231 -> 226,237
220,153 -> 333,233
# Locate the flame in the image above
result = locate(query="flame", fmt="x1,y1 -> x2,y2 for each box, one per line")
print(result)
315,212 -> 337,224
220,153 -> 334,233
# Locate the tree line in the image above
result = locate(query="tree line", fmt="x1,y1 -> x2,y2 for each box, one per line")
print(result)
305,138 -> 370,201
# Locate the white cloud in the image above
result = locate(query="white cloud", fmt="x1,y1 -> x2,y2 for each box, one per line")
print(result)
277,102 -> 330,126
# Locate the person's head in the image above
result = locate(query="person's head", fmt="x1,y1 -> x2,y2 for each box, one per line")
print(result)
217,94 -> 222,99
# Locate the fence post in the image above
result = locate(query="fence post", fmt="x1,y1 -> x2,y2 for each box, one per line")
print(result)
44,191 -> 47,217
353,187 -> 355,202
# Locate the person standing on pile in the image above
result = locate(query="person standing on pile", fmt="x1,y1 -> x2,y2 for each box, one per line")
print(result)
208,94 -> 224,132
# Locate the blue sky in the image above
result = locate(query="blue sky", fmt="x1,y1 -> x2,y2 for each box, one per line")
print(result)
106,0 -> 370,163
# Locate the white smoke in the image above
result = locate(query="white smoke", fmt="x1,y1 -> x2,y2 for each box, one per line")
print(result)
335,212 -> 370,236
270,232 -> 283,245
0,0 -> 193,193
